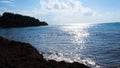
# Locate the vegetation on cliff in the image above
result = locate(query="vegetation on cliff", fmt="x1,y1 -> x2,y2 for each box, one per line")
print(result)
0,12 -> 48,28
0,36 -> 90,68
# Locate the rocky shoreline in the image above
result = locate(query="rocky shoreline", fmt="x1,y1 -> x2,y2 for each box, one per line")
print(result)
0,36 -> 90,68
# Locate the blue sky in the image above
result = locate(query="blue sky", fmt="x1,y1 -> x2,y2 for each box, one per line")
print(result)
0,0 -> 120,25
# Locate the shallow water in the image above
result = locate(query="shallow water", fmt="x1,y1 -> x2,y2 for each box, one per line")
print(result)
0,23 -> 120,68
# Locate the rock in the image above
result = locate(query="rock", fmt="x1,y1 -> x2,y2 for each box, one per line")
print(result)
0,36 -> 90,68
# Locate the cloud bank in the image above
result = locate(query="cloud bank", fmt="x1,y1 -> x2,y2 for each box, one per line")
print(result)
40,0 -> 93,14
38,0 -> 95,24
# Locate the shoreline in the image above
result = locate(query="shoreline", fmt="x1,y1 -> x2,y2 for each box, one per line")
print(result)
0,36 -> 90,68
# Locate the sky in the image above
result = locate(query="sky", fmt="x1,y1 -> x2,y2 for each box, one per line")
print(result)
0,0 -> 120,25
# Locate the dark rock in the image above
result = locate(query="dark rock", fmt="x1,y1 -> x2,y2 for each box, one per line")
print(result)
0,36 -> 90,68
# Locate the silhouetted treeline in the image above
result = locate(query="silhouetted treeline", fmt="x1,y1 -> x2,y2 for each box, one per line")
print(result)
0,12 -> 48,28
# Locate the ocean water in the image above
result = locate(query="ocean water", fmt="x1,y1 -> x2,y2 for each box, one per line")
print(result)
0,23 -> 120,68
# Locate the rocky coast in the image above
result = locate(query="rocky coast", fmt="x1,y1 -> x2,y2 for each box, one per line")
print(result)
0,36 -> 90,68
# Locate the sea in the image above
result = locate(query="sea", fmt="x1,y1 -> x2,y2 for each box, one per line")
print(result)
0,23 -> 120,68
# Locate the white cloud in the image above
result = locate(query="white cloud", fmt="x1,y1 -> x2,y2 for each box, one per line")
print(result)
39,0 -> 120,24
0,0 -> 15,7
0,0 -> 12,3
40,0 -> 93,15
38,0 -> 95,24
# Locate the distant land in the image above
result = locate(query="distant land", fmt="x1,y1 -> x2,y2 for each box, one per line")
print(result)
0,12 -> 48,28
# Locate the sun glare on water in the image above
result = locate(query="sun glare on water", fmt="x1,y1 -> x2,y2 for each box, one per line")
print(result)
60,23 -> 92,45
58,23 -> 101,68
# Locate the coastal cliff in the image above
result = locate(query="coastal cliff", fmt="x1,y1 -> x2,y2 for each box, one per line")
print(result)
0,36 -> 90,68
0,12 -> 48,28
